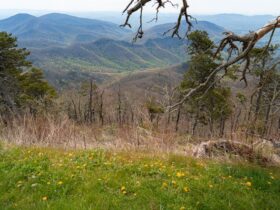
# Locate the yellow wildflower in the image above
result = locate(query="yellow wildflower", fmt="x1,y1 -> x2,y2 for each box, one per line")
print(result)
180,207 -> 186,210
57,181 -> 63,185
245,182 -> 252,187
183,186 -> 189,192
209,184 -> 213,188
172,180 -> 177,186
121,186 -> 126,191
42,196 -> 48,201
162,182 -> 168,188
176,172 -> 185,178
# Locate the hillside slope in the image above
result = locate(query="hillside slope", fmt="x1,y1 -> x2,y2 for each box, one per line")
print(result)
24,18 -> 225,83
1,146 -> 280,210
30,38 -> 187,75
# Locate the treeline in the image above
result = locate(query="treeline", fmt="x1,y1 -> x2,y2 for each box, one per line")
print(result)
1,31 -> 280,142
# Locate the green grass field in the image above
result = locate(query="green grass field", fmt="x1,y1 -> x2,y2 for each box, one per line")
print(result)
0,145 -> 280,210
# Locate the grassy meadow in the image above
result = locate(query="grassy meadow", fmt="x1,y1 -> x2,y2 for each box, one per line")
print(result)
0,144 -> 280,210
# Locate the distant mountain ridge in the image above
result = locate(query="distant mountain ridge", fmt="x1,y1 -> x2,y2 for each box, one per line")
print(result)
0,13 -> 226,48
196,14 -> 276,33
0,13 -> 132,48
143,21 -> 225,42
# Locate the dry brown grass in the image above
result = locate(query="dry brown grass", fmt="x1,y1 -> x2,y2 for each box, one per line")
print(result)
0,115 -> 190,154
1,114 -> 279,165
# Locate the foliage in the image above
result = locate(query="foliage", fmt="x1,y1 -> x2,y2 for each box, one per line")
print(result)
0,32 -> 56,115
187,30 -> 215,55
146,98 -> 164,122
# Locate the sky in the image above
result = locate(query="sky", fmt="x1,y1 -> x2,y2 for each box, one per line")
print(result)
0,0 -> 279,15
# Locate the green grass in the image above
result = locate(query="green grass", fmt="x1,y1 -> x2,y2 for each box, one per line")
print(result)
0,145 -> 280,210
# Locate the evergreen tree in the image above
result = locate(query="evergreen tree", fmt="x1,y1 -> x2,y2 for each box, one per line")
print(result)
0,32 -> 56,116
180,30 -> 232,136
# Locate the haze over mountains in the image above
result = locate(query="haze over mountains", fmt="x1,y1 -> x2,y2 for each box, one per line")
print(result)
0,13 -> 131,48
0,12 -> 278,86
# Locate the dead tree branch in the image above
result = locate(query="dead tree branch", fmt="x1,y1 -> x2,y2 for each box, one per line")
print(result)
122,0 -> 193,41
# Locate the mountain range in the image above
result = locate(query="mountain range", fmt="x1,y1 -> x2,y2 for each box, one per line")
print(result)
0,13 -> 131,48
0,13 -> 228,86
0,12 -> 278,87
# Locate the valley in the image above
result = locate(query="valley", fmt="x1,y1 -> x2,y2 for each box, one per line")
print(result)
0,13 -> 231,86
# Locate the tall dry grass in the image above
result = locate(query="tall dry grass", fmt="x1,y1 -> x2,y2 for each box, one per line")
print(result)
1,114 -> 279,164
0,114 -> 193,154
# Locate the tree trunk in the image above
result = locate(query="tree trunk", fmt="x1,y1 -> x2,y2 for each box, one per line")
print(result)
89,80 -> 94,124
117,84 -> 122,126
175,104 -> 182,132
99,90 -> 104,126
192,114 -> 198,136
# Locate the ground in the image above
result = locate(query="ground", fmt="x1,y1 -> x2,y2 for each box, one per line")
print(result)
0,144 -> 279,210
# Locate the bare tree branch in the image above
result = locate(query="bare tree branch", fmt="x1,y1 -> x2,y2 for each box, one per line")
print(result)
122,0 -> 193,41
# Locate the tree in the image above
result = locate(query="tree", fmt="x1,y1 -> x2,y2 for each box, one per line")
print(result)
179,31 -> 232,136
0,32 -> 56,116
19,68 -> 57,114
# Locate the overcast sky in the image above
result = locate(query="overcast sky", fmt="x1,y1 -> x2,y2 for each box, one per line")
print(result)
0,0 -> 279,15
